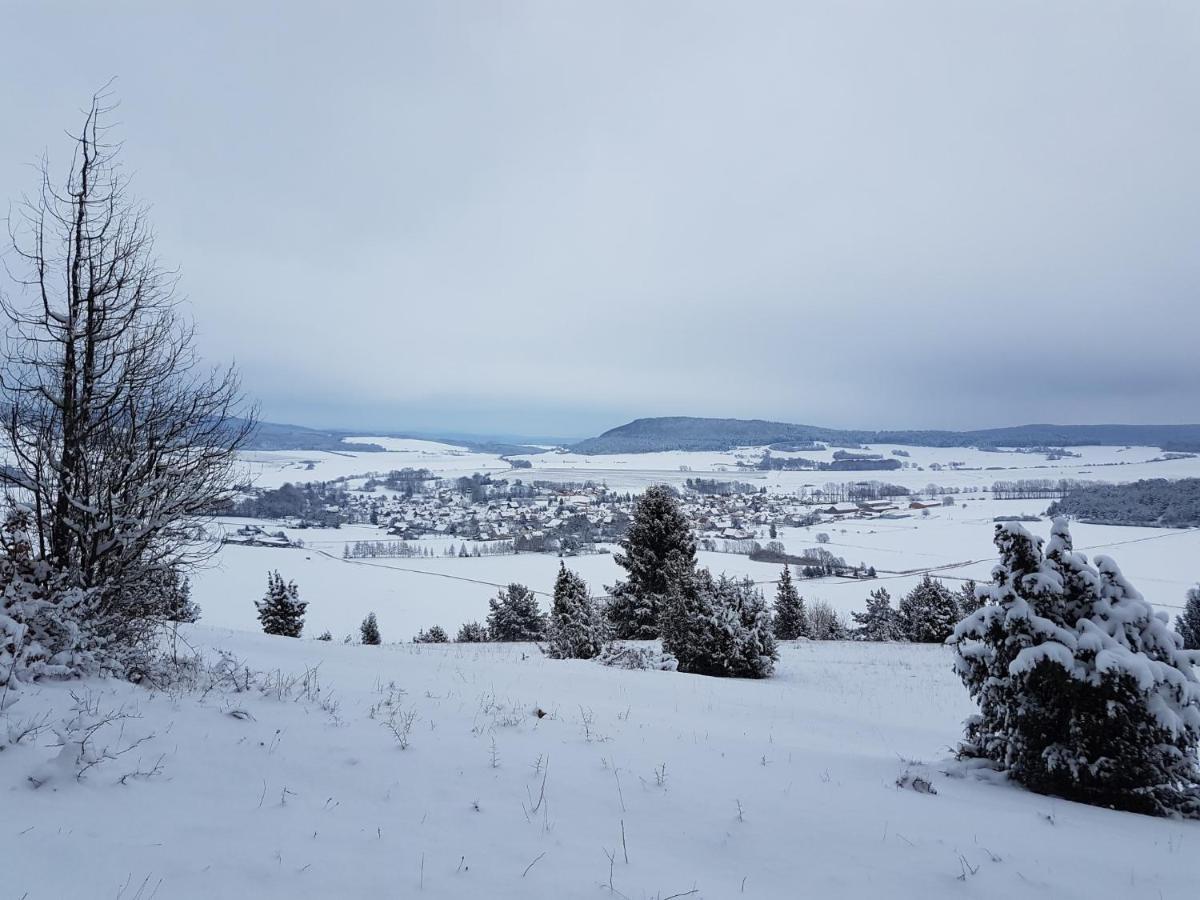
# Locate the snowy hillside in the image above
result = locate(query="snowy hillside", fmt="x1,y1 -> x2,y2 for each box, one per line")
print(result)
4,631 -> 1195,899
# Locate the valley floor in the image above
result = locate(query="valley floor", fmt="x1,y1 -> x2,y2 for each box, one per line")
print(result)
3,632 -> 1195,899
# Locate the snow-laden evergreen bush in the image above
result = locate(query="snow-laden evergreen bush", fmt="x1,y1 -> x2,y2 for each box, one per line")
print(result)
898,575 -> 960,643
413,625 -> 449,643
949,518 -> 1200,817
360,612 -> 381,645
157,570 -> 200,624
662,570 -> 777,678
455,621 -> 489,643
957,579 -> 984,616
605,485 -> 696,639
487,583 -> 546,641
545,563 -> 605,659
771,566 -> 809,639
852,587 -> 904,641
596,642 -> 678,671
1177,586 -> 1200,650
256,571 -> 306,638
0,505 -> 101,691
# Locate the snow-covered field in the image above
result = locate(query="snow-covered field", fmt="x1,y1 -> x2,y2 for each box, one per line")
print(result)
200,439 -> 1200,642
5,632 -> 1196,899
511,442 -> 1200,494
233,438 -> 1200,495
6,440 -> 1199,898
191,497 -> 1200,643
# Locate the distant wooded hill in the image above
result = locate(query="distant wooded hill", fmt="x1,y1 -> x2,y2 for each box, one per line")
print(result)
571,417 -> 1200,454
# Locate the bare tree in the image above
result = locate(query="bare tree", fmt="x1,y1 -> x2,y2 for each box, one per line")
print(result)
1,90 -> 255,641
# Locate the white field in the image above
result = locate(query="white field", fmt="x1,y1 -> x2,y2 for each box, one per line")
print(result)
6,441 -> 1200,898
233,438 -> 1200,494
193,437 -> 1200,641
5,633 -> 1197,899
510,442 -> 1200,494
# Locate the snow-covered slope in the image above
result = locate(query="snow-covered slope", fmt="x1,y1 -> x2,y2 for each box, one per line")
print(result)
2,631 -> 1194,899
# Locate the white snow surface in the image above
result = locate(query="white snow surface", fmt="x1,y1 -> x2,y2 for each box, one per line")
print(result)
4,631 -> 1196,899
190,504 -> 1200,643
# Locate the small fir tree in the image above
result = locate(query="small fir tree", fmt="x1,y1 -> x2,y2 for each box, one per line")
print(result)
661,571 -> 777,679
487,583 -> 547,641
605,485 -> 696,639
546,563 -> 605,659
1177,586 -> 1200,650
414,625 -> 449,643
957,578 -> 984,615
455,621 -> 489,643
950,518 -> 1200,817
852,587 -> 903,641
0,504 -> 98,688
771,566 -> 808,639
160,571 -> 200,624
898,575 -> 960,643
256,571 -> 306,638
360,612 -> 381,645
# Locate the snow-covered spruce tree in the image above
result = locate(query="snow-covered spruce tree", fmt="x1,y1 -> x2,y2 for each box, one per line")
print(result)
605,485 -> 696,639
487,583 -> 547,641
455,621 -> 489,643
545,563 -> 605,659
256,571 -> 306,638
661,571 -> 777,678
957,578 -> 984,616
1,504 -> 98,689
0,96 -> 253,666
772,566 -> 809,639
1177,586 -> 1200,650
154,569 -> 200,624
852,587 -> 904,641
949,518 -> 1200,817
414,625 -> 449,643
360,612 -> 381,645
898,575 -> 961,643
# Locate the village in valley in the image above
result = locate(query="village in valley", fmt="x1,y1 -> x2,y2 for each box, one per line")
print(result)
220,464 -> 960,571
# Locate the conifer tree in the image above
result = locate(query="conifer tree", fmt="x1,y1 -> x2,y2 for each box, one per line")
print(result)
455,621 -> 489,643
487,583 -> 547,641
950,518 -> 1200,817
898,575 -> 960,643
771,566 -> 808,639
360,612 -> 381,645
158,570 -> 200,624
546,563 -> 605,659
605,485 -> 696,639
1177,586 -> 1200,651
414,625 -> 449,643
852,587 -> 903,641
662,571 -> 777,678
956,578 -> 983,615
256,571 -> 306,637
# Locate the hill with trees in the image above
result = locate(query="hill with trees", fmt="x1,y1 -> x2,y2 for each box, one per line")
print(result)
1047,478 -> 1200,527
571,416 -> 1200,454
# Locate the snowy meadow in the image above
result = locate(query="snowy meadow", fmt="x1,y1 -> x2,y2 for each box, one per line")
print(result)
5,439 -> 1199,898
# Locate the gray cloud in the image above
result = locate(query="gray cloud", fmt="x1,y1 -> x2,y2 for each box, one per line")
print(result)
3,1 -> 1199,438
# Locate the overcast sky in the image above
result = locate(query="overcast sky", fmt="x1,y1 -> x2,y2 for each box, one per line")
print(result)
3,2 -> 1199,439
